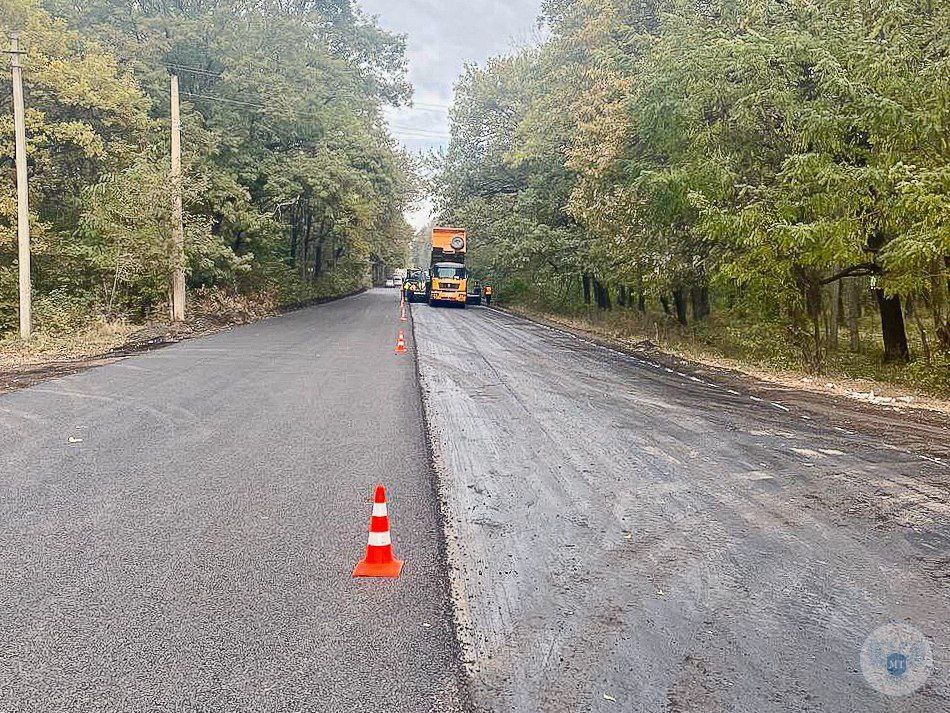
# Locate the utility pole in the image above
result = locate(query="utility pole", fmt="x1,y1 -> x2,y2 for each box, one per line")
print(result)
9,33 -> 31,339
169,74 -> 185,321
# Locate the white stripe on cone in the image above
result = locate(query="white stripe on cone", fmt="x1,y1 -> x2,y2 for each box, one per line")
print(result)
368,531 -> 392,546
372,503 -> 388,517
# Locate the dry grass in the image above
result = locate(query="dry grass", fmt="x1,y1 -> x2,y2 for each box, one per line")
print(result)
0,320 -> 138,367
0,287 -> 281,370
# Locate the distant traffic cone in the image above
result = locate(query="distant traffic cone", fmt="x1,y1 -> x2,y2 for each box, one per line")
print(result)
395,330 -> 406,354
353,485 -> 404,578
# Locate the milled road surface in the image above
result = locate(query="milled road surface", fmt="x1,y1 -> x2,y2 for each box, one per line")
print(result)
413,303 -> 950,712
0,289 -> 462,712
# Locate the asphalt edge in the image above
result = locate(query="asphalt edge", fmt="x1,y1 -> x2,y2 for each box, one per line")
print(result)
0,288 -> 368,397
407,303 -> 478,713
485,304 -> 950,445
275,286 -> 367,315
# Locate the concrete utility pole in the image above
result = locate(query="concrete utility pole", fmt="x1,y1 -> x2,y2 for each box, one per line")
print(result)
9,33 -> 31,339
169,74 -> 185,321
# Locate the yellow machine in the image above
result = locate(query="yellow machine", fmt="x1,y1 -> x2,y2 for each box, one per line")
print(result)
429,227 -> 468,307
403,269 -> 427,303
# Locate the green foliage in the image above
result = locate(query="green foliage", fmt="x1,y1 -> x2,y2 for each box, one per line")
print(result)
435,0 -> 950,372
1,0 -> 416,335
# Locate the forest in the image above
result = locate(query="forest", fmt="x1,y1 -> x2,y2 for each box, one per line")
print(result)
1,0 -> 414,336
435,0 -> 949,392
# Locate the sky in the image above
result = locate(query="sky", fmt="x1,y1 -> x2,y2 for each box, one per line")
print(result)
357,0 -> 546,228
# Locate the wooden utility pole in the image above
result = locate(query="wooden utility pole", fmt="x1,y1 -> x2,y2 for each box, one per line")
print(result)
169,74 -> 185,321
9,33 -> 31,339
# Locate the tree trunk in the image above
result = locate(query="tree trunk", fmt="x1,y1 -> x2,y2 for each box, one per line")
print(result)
300,208 -> 312,281
289,203 -> 299,260
313,239 -> 325,281
616,285 -> 627,308
908,298 -> 932,364
312,219 -> 330,281
660,294 -> 671,316
637,279 -> 646,312
690,285 -> 710,321
672,287 -> 688,326
847,278 -> 861,351
874,289 -> 909,363
593,278 -> 611,310
582,273 -> 592,305
828,279 -> 840,351
798,268 -> 823,367
940,256 -> 950,351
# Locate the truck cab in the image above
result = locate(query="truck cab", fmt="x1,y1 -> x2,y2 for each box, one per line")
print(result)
428,226 -> 468,308
429,262 -> 467,306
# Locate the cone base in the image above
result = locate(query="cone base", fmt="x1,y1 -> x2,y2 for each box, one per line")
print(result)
353,558 -> 404,578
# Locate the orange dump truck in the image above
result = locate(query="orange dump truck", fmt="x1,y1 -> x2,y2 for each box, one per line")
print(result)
428,226 -> 468,307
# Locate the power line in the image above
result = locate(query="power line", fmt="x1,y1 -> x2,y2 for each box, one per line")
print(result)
172,63 -> 453,143
181,91 -> 272,109
391,135 -> 450,144
179,90 -> 449,141
396,107 -> 448,116
165,62 -> 454,110
389,124 -> 450,137
392,135 -> 450,142
390,130 -> 451,140
180,91 -> 336,119
396,104 -> 450,114
165,63 -> 223,78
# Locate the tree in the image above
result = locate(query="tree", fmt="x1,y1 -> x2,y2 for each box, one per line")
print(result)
434,0 -> 949,371
1,0 -> 417,333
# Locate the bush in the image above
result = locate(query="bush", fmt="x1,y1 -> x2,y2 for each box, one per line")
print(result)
31,289 -> 99,337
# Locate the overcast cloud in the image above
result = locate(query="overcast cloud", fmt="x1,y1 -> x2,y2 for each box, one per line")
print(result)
357,0 -> 545,226
359,0 -> 545,150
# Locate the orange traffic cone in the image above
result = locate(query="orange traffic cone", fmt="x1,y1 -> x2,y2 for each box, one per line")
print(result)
353,485 -> 404,578
395,330 -> 406,354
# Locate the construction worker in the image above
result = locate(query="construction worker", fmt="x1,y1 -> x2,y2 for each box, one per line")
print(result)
483,284 -> 493,306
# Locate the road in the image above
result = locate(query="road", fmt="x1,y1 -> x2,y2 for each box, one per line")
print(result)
413,303 -> 950,712
0,290 -> 462,712
2,290 -> 948,712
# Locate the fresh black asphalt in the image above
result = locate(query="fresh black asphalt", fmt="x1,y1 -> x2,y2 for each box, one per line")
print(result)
0,289 -> 463,712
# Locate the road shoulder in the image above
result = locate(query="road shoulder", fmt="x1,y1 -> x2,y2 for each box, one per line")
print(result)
0,288 -> 367,395
497,305 -> 949,459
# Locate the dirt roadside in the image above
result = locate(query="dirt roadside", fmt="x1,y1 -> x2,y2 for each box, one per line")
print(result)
0,288 -> 366,395
499,305 -> 950,460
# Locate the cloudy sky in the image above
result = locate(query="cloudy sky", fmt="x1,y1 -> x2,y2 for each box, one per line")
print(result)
357,0 -> 546,226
